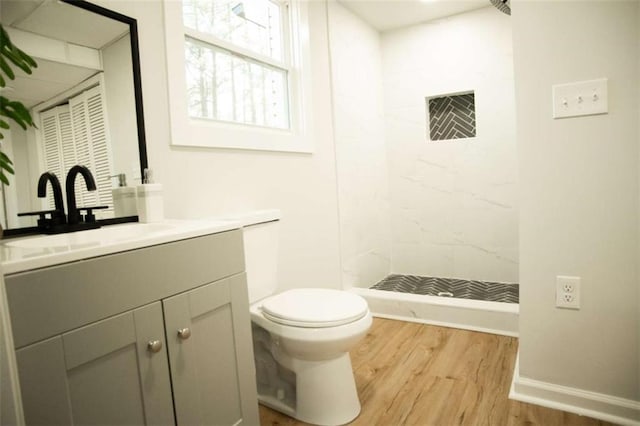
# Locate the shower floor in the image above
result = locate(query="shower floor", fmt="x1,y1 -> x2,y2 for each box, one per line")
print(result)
371,274 -> 519,304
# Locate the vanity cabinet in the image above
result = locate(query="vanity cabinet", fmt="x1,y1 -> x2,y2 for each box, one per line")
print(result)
5,230 -> 260,426
16,302 -> 175,425
164,275 -> 257,425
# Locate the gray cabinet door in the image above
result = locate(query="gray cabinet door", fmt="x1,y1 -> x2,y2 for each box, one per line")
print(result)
16,302 -> 175,425
163,273 -> 259,426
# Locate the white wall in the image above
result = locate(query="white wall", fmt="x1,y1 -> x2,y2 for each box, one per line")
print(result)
637,1 -> 640,397
2,127 -> 32,228
513,0 -> 639,401
102,34 -> 140,184
381,7 -> 519,283
327,1 -> 391,289
11,129 -> 31,216
98,0 -> 343,292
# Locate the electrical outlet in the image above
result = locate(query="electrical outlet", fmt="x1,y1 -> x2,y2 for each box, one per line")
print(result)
556,276 -> 580,309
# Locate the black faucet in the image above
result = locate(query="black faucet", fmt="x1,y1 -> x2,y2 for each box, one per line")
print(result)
66,165 -> 97,225
37,172 -> 66,224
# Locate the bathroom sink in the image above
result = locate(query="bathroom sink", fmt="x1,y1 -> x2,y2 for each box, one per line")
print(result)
0,219 -> 241,274
5,223 -> 176,250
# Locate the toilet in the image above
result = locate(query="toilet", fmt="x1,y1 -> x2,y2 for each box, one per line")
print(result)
240,210 -> 372,426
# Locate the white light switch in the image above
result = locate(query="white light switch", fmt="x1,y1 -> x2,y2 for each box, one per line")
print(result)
552,78 -> 608,119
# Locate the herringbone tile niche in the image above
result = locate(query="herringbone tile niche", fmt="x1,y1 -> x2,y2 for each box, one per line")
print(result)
427,92 -> 476,141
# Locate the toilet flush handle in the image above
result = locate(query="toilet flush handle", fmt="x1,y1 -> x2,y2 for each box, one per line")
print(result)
177,328 -> 192,340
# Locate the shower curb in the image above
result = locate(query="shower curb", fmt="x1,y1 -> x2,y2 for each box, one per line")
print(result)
350,288 -> 518,337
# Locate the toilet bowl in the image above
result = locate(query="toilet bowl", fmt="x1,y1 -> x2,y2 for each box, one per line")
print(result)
251,289 -> 372,425
237,211 -> 372,425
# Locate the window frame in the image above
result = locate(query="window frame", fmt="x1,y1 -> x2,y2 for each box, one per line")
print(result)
163,0 -> 313,153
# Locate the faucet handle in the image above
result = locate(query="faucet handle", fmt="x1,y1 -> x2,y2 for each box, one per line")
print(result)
17,209 -> 58,218
17,209 -> 65,231
77,206 -> 109,223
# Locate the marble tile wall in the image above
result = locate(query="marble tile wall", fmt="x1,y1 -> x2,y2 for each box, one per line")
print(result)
328,2 -> 392,288
381,7 -> 519,283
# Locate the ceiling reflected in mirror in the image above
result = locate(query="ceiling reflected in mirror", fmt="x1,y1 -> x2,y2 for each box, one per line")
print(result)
1,0 -> 129,107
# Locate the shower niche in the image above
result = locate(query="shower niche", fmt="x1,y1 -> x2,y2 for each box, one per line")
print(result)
427,91 -> 477,141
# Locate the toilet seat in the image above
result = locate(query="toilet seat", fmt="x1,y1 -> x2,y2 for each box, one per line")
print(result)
261,288 -> 369,328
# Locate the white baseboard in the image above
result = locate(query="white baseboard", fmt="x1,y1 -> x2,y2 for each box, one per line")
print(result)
509,352 -> 640,426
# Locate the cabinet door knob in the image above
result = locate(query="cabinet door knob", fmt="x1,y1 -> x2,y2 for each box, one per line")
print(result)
177,328 -> 192,340
147,340 -> 163,353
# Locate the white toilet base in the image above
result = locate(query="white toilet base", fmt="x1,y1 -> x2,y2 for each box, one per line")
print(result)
295,353 -> 361,425
258,353 -> 361,426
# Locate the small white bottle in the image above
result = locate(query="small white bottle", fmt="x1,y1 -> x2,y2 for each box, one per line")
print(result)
112,174 -> 137,217
136,169 -> 164,223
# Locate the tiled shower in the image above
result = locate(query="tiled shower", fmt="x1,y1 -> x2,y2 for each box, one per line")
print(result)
329,3 -> 519,317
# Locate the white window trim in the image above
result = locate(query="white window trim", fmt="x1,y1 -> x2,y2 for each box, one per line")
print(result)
163,0 -> 314,153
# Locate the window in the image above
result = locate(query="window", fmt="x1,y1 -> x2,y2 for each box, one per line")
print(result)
182,0 -> 289,129
164,0 -> 312,152
184,38 -> 289,129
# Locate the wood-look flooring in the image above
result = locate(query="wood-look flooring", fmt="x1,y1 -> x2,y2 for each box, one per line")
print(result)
259,318 -> 612,426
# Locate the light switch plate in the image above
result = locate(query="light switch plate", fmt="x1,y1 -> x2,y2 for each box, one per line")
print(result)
552,78 -> 608,119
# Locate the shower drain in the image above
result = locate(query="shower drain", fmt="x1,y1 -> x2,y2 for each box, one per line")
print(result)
437,291 -> 454,297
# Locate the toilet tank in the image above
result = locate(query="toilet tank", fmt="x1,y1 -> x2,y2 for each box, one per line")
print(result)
236,210 -> 281,303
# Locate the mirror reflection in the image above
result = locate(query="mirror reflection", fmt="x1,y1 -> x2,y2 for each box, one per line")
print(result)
0,0 -> 143,230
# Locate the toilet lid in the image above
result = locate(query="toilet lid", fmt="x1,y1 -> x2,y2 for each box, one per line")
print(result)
261,289 -> 369,328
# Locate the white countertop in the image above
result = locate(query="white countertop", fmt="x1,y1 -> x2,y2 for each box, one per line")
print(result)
0,219 -> 241,275
217,209 -> 281,227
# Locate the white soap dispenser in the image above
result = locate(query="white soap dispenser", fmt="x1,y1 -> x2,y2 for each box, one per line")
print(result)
112,173 -> 137,217
136,169 -> 164,223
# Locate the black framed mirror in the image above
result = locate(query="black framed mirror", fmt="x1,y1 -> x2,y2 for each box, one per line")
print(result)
0,0 -> 148,234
